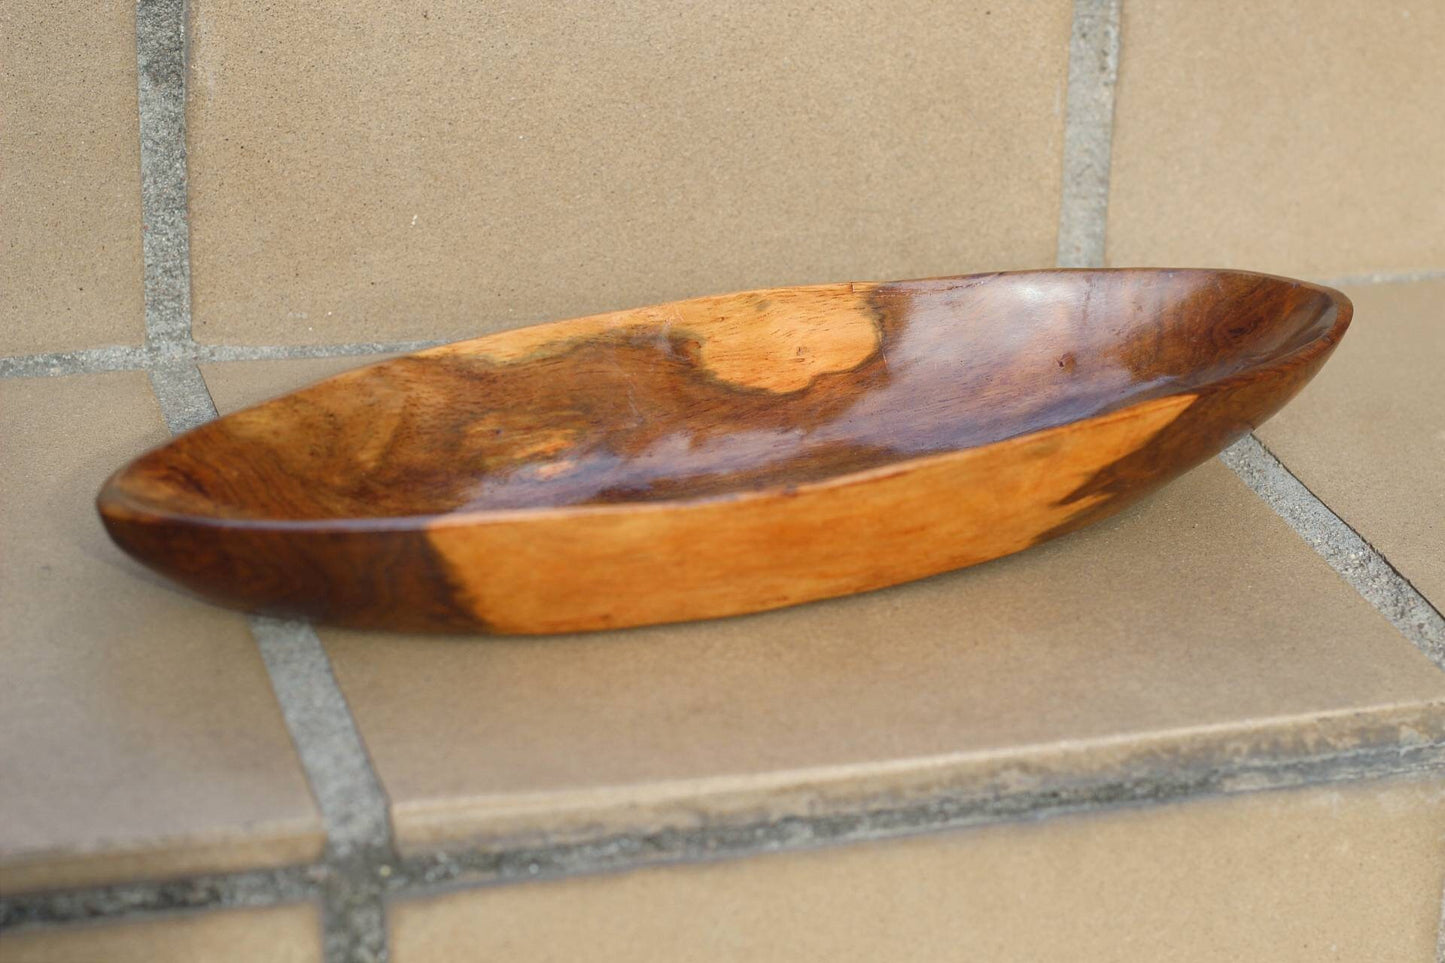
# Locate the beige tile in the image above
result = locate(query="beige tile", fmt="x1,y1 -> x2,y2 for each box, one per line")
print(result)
187,1 -> 1070,345
1107,1 -> 1445,279
0,373 -> 322,894
0,0 -> 145,355
1258,280 -> 1445,604
2,902 -> 321,963
390,776 -> 1445,963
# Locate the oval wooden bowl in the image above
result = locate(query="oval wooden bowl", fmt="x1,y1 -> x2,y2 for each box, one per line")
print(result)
99,269 -> 1350,634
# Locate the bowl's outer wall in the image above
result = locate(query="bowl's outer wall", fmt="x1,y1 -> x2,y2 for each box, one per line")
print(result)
98,270 -> 1349,633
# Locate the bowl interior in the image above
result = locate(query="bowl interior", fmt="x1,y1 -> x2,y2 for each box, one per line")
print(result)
106,270 -> 1339,522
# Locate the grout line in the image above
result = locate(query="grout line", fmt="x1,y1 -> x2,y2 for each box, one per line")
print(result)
5,266 -> 1441,382
0,340 -> 446,379
0,346 -> 152,379
249,617 -> 396,963
392,733 -> 1445,899
199,340 -> 445,362
148,364 -> 219,434
7,725 -> 1442,933
143,367 -> 397,960
136,0 -> 195,352
7,264 -> 1439,382
248,618 -> 394,863
1437,884 -> 1445,963
1055,0 -> 1122,269
0,866 -> 320,933
1221,434 -> 1445,669
1317,268 -> 1445,288
1439,886 -> 1445,963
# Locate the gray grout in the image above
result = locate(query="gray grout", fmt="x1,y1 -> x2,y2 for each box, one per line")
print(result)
0,866 -> 320,933
199,340 -> 446,362
6,725 -> 1443,934
1438,887 -> 1445,963
1317,268 -> 1445,288
0,340 -> 446,379
248,618 -> 393,863
6,269 -> 1443,382
249,616 -> 395,963
0,346 -> 152,378
147,364 -> 219,434
1221,434 -> 1445,669
1055,0 -> 1122,269
136,0 -> 194,351
392,732 -> 1445,899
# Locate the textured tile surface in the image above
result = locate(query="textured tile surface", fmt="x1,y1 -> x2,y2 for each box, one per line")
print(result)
1258,280 -> 1445,604
391,776 -> 1445,963
1107,1 -> 1445,278
200,359 -> 1445,849
187,0 -> 1070,344
0,0 -> 145,355
2,902 -> 322,963
0,374 -> 322,894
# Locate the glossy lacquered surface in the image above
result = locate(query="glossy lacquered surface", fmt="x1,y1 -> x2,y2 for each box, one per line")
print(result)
98,270 -> 1350,633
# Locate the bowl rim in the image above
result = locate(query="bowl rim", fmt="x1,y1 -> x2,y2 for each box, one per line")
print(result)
96,267 -> 1352,535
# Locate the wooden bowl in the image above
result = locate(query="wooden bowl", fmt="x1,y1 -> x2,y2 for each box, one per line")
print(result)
98,269 -> 1350,633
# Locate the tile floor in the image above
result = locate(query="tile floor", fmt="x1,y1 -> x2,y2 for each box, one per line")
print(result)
2,1 -> 1443,958
3,279 -> 1444,960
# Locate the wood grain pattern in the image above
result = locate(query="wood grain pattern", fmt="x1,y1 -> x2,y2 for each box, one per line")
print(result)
98,269 -> 1350,633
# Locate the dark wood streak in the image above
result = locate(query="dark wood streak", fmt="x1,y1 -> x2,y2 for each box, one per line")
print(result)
97,269 -> 1351,633
1033,275 -> 1346,544
100,512 -> 484,631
